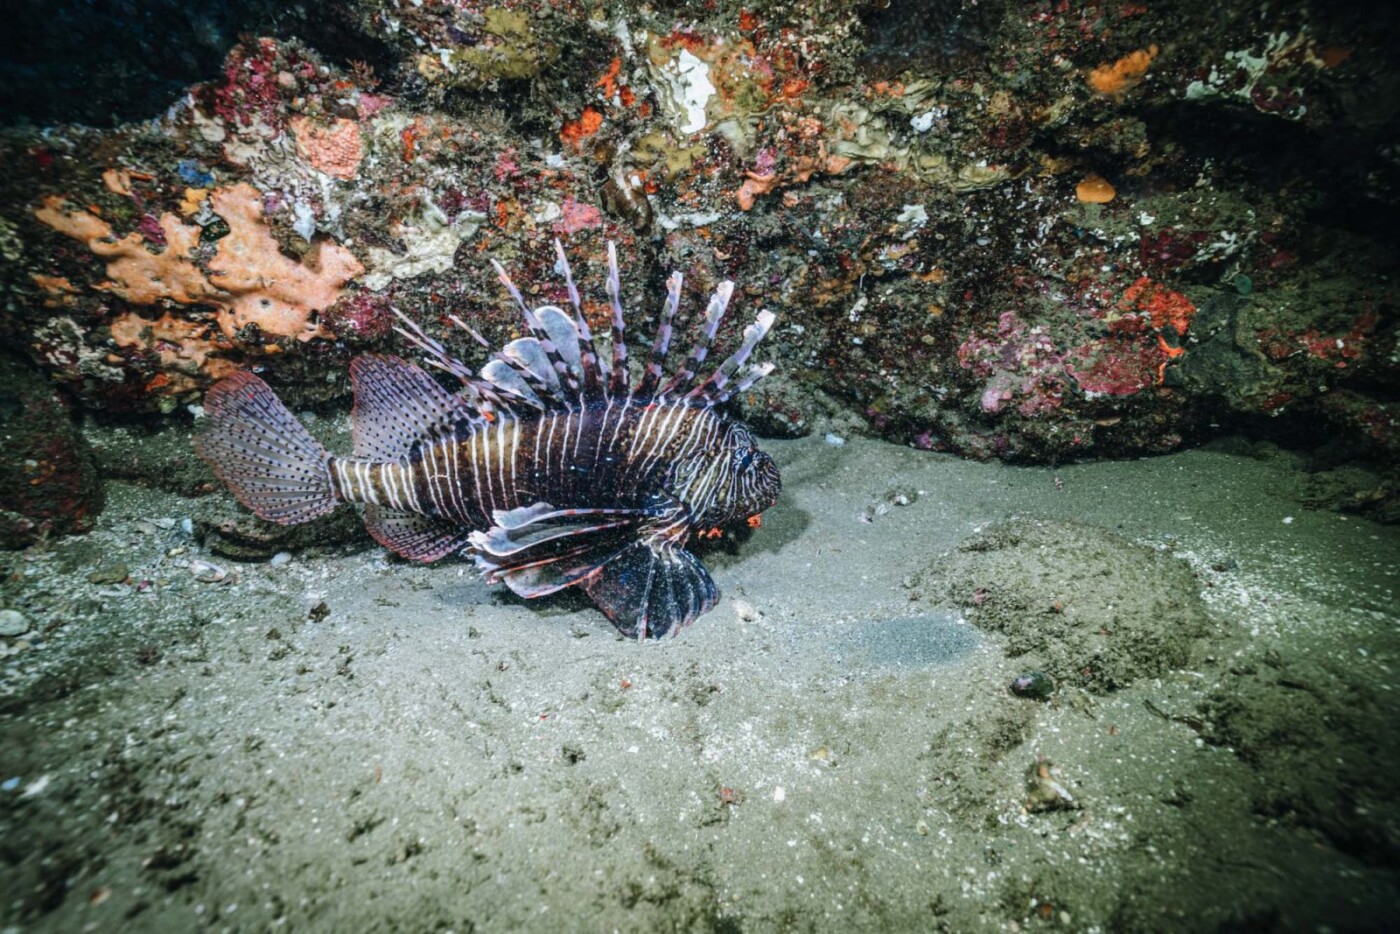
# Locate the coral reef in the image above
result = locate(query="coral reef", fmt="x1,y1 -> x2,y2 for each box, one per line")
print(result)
0,0 -> 1396,540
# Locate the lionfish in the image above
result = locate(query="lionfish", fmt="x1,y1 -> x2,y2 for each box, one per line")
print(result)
194,241 -> 781,640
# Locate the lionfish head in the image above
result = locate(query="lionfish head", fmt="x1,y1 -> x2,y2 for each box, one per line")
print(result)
715,422 -> 782,524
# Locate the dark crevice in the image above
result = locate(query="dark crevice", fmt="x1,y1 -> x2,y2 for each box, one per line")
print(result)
0,0 -> 396,128
1136,101 -> 1400,246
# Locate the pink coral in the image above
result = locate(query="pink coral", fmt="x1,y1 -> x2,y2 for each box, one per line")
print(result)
958,312 -> 1068,416
554,197 -> 603,235
289,115 -> 364,180
734,145 -> 853,211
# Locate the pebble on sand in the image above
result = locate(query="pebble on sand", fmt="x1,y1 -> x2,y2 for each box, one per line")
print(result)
0,609 -> 29,637
87,564 -> 129,585
189,560 -> 229,583
1025,759 -> 1076,813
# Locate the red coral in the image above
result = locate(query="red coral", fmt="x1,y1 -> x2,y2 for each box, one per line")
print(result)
135,214 -> 167,246
1138,229 -> 1206,272
561,107 -> 603,149
323,291 -> 394,342
1255,310 -> 1377,368
1299,310 -> 1377,366
1119,276 -> 1195,335
1065,338 -> 1167,395
210,38 -> 289,130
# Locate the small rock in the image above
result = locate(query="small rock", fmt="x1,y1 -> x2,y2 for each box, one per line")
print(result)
1009,670 -> 1056,700
269,551 -> 293,568
732,598 -> 760,622
1025,759 -> 1076,813
87,564 -> 129,585
308,601 -> 330,622
0,609 -> 29,637
20,774 -> 51,798
884,487 -> 917,507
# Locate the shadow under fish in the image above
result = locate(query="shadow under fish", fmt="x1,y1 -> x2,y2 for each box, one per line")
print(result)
194,241 -> 782,640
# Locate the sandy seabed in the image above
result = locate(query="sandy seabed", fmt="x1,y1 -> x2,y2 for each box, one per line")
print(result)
2,433 -> 1396,932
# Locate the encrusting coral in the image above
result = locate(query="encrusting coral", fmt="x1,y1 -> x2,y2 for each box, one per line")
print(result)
9,7 -> 1395,468
1086,46 -> 1160,98
200,184 -> 363,341
33,197 -> 216,307
288,116 -> 365,180
108,312 -> 239,388
33,183 -> 363,383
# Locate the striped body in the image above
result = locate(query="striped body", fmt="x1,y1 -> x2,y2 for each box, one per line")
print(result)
328,400 -> 740,532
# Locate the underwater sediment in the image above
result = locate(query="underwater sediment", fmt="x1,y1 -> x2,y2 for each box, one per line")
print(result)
0,0 -> 1397,930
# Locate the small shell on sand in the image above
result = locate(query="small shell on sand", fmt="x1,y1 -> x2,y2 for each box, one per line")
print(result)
190,560 -> 229,583
1010,670 -> 1056,700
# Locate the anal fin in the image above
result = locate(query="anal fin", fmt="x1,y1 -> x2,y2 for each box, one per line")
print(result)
364,505 -> 472,562
581,542 -> 719,640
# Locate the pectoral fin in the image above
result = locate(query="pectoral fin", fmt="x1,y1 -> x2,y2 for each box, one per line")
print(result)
581,542 -> 718,640
470,496 -> 718,638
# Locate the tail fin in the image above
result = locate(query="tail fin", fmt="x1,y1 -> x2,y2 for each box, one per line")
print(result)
194,371 -> 339,525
